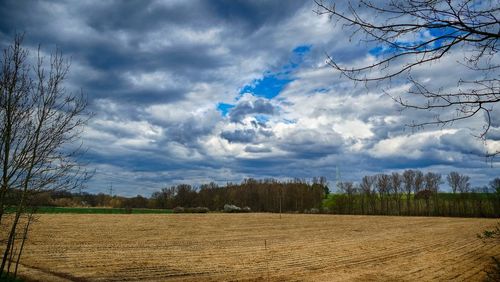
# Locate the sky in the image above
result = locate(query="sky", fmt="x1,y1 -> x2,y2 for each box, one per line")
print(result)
0,0 -> 498,196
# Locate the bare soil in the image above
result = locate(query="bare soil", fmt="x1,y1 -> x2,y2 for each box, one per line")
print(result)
16,214 -> 500,281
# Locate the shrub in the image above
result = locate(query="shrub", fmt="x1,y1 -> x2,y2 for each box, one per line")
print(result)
223,204 -> 251,213
224,204 -> 241,213
173,206 -> 185,213
185,207 -> 209,213
52,198 -> 77,207
478,223 -> 500,239
173,206 -> 209,213
478,223 -> 500,281
309,208 -> 320,214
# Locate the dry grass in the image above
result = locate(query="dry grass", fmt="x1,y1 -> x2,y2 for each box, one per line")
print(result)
15,214 -> 500,281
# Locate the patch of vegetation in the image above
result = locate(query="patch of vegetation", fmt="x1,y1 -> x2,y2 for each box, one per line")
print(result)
32,207 -> 172,214
477,223 -> 500,281
477,223 -> 500,239
323,191 -> 499,217
484,256 -> 500,282
172,207 -> 209,213
223,204 -> 251,213
0,274 -> 24,281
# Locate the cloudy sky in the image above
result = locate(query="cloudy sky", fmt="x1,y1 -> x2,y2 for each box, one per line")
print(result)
1,0 -> 498,196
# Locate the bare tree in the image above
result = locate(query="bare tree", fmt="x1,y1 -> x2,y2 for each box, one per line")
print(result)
424,172 -> 442,193
447,171 -> 462,194
0,34 -> 89,278
413,170 -> 424,214
457,174 -> 471,194
359,175 -> 375,214
391,172 -> 403,215
402,169 -> 415,215
491,178 -> 500,190
447,171 -> 468,215
414,171 -> 425,192
338,181 -> 355,213
445,171 -> 470,203
376,174 -> 391,214
489,178 -> 500,216
424,172 -> 442,215
315,0 -> 499,156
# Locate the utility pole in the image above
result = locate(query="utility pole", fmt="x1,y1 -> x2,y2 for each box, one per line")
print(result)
109,182 -> 113,197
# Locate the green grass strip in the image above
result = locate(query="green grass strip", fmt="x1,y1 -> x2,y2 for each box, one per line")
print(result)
30,206 -> 172,214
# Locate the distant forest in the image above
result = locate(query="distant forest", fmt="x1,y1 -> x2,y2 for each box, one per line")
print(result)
28,171 -> 499,218
329,171 -> 499,218
30,177 -> 327,213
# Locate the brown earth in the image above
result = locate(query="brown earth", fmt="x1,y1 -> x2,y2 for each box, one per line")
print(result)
15,214 -> 500,281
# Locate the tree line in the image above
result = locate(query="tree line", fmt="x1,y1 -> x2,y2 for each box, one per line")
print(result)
327,171 -> 500,218
31,171 -> 500,218
31,177 -> 329,213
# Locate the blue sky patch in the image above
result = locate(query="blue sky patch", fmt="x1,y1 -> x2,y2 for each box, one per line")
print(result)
293,45 -> 311,55
369,46 -> 385,56
239,44 -> 312,99
369,26 -> 464,57
217,102 -> 235,116
240,74 -> 293,99
428,25 -> 463,48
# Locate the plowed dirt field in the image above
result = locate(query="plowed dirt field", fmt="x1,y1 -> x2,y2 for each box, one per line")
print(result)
17,214 -> 499,281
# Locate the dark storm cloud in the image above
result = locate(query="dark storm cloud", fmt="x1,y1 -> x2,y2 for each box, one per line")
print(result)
206,0 -> 307,34
244,146 -> 272,153
84,1 -> 193,32
220,129 -> 257,143
279,129 -> 344,158
486,128 -> 500,141
0,0 -> 307,109
87,83 -> 188,105
439,130 -> 485,156
80,0 -> 305,35
229,99 -> 276,123
164,115 -> 219,145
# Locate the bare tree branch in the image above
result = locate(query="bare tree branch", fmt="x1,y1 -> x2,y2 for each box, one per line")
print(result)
315,0 -> 499,156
